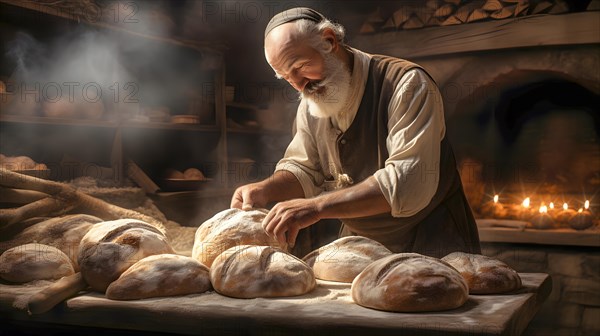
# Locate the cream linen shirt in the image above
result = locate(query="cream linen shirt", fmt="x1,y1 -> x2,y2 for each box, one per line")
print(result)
275,48 -> 446,217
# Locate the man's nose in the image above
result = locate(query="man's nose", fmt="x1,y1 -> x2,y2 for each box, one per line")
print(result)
288,74 -> 307,92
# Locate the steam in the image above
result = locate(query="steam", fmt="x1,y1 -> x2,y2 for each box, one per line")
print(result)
2,3 -> 211,181
1,1 -> 300,188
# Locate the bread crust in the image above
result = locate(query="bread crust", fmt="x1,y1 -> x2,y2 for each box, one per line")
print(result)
106,254 -> 211,300
210,245 -> 316,298
192,209 -> 282,267
303,236 -> 392,283
78,219 -> 174,292
351,253 -> 469,312
0,243 -> 74,283
442,252 -> 522,294
2,214 -> 102,271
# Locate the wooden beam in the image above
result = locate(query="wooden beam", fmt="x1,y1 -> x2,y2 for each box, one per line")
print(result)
352,12 -> 600,59
478,226 -> 600,247
0,0 -> 226,55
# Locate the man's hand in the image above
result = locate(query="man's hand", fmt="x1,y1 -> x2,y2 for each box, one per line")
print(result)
230,171 -> 305,210
230,182 -> 269,210
262,198 -> 321,248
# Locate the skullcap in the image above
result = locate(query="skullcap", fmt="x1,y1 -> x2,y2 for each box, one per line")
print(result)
265,7 -> 325,37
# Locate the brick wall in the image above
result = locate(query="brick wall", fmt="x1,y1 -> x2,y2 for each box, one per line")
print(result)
481,242 -> 600,335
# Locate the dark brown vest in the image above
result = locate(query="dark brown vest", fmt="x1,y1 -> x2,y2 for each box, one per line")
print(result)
307,55 -> 481,258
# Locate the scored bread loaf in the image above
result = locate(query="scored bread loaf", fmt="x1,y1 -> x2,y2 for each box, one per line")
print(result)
210,245 -> 316,298
302,236 -> 392,283
351,253 -> 469,312
0,243 -> 74,283
192,208 -> 282,267
78,219 -> 174,292
106,254 -> 211,300
442,252 -> 522,294
1,214 -> 102,271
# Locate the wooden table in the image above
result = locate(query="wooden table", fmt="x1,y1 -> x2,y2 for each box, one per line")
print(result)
0,273 -> 551,336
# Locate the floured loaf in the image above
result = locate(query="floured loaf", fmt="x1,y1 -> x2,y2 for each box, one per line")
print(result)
210,245 -> 316,298
78,219 -> 174,292
0,243 -> 74,283
0,155 -> 43,170
192,208 -> 282,267
442,252 -> 522,294
1,214 -> 102,271
351,253 -> 468,312
106,254 -> 211,300
302,236 -> 392,283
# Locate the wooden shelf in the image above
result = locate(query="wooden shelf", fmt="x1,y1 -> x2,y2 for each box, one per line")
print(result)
226,127 -> 288,136
121,121 -> 219,132
477,224 -> 600,247
0,0 -> 268,204
0,115 -> 221,132
352,12 -> 600,59
0,114 -> 117,128
226,102 -> 260,110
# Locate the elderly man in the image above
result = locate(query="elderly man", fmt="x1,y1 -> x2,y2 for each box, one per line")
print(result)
231,7 -> 480,258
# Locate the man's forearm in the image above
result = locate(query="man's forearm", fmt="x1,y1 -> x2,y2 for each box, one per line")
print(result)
315,176 -> 391,219
261,170 -> 305,203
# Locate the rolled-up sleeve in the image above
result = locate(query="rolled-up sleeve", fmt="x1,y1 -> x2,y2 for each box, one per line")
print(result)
275,102 -> 325,198
373,69 -> 446,217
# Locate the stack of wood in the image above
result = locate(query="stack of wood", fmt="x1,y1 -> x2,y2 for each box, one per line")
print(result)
0,168 -> 166,232
359,0 -> 591,34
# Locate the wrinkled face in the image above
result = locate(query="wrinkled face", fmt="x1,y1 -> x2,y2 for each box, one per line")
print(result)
264,23 -> 327,95
265,23 -> 351,118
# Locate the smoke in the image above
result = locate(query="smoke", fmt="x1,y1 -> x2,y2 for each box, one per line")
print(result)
5,32 -> 46,83
1,2 -> 214,181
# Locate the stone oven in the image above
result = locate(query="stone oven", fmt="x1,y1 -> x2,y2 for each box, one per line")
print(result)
353,1 -> 599,334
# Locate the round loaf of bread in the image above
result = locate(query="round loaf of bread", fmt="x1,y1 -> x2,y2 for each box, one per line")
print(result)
78,219 -> 174,292
192,208 -> 282,267
1,214 -> 102,271
351,253 -> 469,312
164,169 -> 184,179
183,168 -> 205,180
302,236 -> 392,283
441,252 -> 522,294
106,254 -> 211,300
210,245 -> 316,298
42,97 -> 79,119
0,243 -> 74,283
0,155 -> 37,170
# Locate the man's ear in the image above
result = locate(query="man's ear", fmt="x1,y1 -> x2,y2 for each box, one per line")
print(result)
321,28 -> 338,52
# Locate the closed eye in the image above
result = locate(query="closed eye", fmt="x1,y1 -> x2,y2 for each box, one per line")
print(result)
297,62 -> 309,70
274,60 -> 310,81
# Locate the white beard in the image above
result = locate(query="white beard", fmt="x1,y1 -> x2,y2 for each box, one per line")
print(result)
301,51 -> 351,119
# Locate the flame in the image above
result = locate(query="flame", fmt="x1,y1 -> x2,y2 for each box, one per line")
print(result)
549,202 -> 555,209
493,195 -> 499,203
539,205 -> 548,214
578,208 -> 583,213
585,200 -> 590,210
563,203 -> 568,211
522,197 -> 530,208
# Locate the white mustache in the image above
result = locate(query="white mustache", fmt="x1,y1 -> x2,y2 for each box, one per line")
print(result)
304,79 -> 327,95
